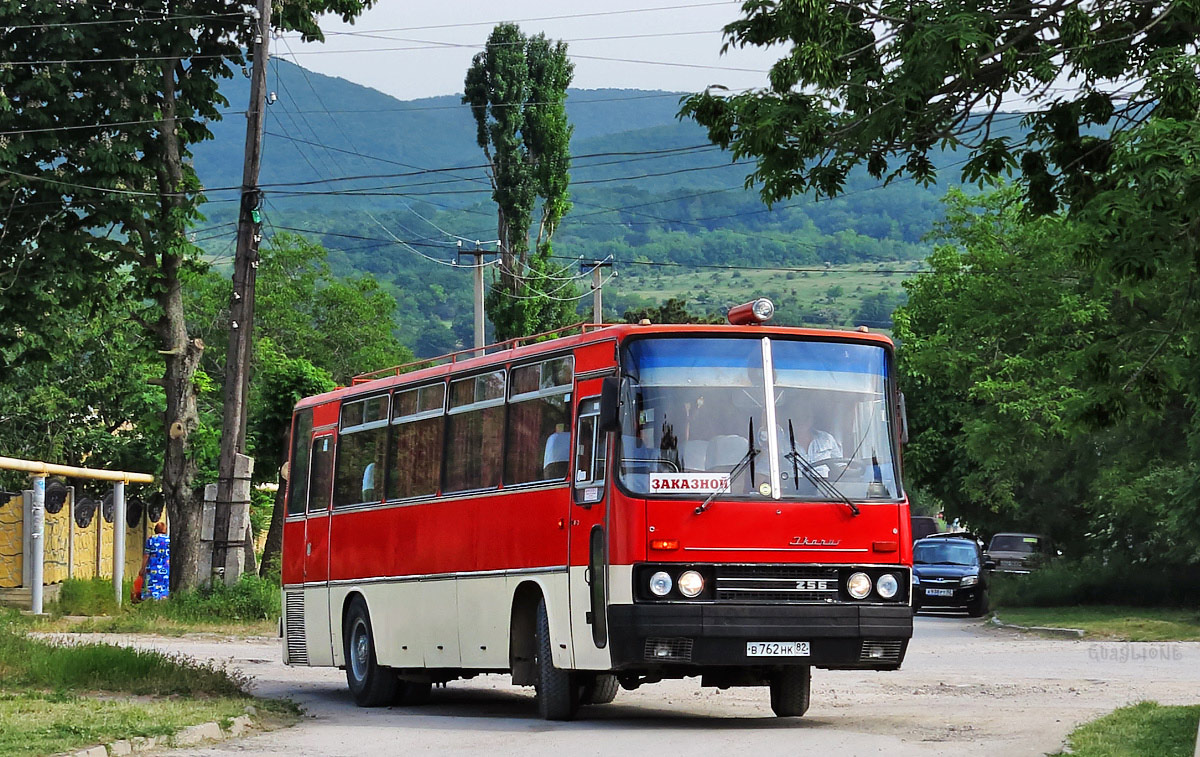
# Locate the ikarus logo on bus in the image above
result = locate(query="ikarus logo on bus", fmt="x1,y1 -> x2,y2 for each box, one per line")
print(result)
788,536 -> 842,547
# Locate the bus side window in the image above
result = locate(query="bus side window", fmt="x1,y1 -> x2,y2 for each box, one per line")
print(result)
333,395 -> 389,507
574,398 -> 606,505
286,408 -> 314,517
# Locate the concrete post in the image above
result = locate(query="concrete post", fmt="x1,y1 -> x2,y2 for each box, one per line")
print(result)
30,475 -> 45,615
113,481 -> 125,606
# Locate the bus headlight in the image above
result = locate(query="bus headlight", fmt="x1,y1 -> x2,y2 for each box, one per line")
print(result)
678,570 -> 704,598
876,573 -> 899,599
649,571 -> 673,597
847,572 -> 872,599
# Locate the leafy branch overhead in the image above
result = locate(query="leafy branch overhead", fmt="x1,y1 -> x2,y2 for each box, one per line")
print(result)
681,1 -> 1200,214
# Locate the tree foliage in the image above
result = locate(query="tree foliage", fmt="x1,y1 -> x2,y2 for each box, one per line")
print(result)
0,0 -> 376,588
681,1 -> 1200,214
463,23 -> 579,340
896,188 -> 1198,564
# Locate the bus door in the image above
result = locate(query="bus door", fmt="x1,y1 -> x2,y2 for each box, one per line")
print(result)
303,431 -> 336,666
569,396 -> 612,668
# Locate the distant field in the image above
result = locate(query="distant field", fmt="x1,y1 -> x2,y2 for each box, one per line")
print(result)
611,261 -> 921,328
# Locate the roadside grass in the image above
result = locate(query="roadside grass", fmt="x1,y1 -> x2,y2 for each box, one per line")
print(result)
0,614 -> 297,757
0,692 -> 252,757
34,574 -> 280,636
994,606 -> 1200,642
1057,702 -> 1200,757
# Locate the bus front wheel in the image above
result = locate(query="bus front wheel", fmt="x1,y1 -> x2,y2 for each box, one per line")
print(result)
769,666 -> 811,717
343,596 -> 397,707
534,597 -> 579,720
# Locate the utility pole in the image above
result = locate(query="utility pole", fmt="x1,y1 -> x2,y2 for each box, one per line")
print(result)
581,259 -> 612,324
213,0 -> 271,584
458,242 -> 487,355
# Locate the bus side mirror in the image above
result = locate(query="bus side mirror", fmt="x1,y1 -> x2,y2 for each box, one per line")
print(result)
599,376 -> 620,433
899,392 -> 909,445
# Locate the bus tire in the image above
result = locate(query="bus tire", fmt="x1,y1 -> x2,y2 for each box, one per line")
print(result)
534,597 -> 578,720
343,596 -> 397,707
580,674 -> 619,705
769,666 -> 811,717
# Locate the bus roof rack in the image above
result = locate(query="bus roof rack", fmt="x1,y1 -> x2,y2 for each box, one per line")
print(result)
352,321 -> 615,385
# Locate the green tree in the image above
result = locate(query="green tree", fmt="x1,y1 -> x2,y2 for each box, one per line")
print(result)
895,188 -> 1198,562
623,298 -> 723,324
0,0 -> 377,589
463,23 -> 579,340
249,340 -> 335,578
681,1 -> 1200,213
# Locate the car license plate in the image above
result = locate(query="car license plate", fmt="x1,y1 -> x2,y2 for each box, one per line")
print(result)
746,641 -> 810,657
925,588 -> 954,597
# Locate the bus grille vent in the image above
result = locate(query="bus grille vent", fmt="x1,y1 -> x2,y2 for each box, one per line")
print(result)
285,591 -> 307,665
644,637 -> 693,662
859,639 -> 903,663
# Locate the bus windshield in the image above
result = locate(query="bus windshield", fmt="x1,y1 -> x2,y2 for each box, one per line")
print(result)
617,336 -> 900,502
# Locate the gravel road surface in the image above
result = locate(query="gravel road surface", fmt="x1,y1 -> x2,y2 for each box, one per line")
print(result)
74,615 -> 1200,756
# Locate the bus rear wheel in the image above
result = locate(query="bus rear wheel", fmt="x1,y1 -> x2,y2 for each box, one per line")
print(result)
534,597 -> 579,720
343,596 -> 397,707
769,666 -> 811,717
580,674 -> 619,705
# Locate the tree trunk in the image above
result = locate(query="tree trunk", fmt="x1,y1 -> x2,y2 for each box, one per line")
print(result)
260,473 -> 286,580
159,253 -> 205,592
155,52 -> 207,593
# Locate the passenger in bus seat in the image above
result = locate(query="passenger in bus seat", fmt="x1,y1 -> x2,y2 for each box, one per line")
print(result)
542,427 -> 571,480
361,461 -> 376,502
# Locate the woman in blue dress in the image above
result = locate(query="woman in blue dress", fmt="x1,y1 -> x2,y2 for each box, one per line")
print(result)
139,521 -> 170,600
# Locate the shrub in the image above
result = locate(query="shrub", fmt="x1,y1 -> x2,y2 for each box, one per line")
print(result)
991,558 -> 1200,608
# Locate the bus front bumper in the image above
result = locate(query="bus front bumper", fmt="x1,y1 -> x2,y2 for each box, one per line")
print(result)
606,603 -> 912,671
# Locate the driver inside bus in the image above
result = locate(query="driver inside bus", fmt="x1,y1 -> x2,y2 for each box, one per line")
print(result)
787,406 -> 842,477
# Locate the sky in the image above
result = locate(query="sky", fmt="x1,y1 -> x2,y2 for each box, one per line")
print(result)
283,0 -> 782,101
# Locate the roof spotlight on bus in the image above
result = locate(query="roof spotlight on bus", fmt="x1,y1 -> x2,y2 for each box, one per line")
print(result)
727,297 -> 775,325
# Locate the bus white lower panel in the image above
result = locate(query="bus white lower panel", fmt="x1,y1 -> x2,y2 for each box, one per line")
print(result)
303,585 -> 333,667
322,569 -> 572,671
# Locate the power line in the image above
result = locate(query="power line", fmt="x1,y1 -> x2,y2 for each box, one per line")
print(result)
285,2 -> 740,36
7,11 -> 245,30
278,29 -> 721,54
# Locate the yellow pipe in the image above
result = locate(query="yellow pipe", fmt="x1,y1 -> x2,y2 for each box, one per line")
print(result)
0,456 -> 154,483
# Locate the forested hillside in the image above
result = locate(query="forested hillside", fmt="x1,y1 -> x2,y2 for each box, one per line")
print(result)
192,60 -> 956,357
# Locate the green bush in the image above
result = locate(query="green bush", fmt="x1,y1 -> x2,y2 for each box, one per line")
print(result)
49,574 -> 280,623
991,558 -> 1200,608
52,577 -> 126,616
153,573 -> 280,622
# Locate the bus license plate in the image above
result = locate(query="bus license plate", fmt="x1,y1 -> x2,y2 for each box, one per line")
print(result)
925,588 -> 954,597
746,641 -> 810,657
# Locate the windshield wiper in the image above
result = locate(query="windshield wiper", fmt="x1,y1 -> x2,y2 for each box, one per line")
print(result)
786,419 -> 860,517
695,418 -> 758,515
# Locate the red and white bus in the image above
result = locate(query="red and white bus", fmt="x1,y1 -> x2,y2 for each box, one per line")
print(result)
281,300 -> 913,720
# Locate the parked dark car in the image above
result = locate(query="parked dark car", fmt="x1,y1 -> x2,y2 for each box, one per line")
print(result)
912,534 -> 990,617
985,532 -> 1053,574
910,515 -> 941,543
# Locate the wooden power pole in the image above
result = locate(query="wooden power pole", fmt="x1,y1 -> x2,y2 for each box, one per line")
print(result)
213,0 -> 271,583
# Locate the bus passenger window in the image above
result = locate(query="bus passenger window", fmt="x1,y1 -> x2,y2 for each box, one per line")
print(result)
445,371 -> 506,492
506,357 -> 574,485
388,383 -> 445,500
334,395 -> 389,507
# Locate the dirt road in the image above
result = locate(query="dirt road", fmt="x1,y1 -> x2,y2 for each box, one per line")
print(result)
81,615 -> 1200,756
